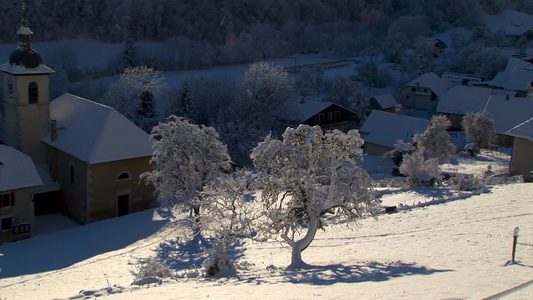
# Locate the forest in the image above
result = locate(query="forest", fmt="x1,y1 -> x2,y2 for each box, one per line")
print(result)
0,0 -> 531,71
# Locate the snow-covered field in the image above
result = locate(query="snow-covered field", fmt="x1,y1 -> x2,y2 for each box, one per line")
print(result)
0,150 -> 531,300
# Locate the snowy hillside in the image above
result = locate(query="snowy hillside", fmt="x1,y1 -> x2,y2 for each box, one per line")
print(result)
0,151 -> 531,300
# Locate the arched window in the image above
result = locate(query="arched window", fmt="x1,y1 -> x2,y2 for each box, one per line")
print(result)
70,165 -> 75,184
28,82 -> 38,104
117,172 -> 131,181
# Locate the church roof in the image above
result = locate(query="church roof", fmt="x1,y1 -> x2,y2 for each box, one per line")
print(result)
0,145 -> 43,192
42,94 -> 154,164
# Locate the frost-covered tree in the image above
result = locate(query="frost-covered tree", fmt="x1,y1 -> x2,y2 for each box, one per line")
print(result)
196,169 -> 259,276
383,139 -> 417,166
462,111 -> 495,154
141,116 -> 232,224
241,61 -> 296,132
298,65 -> 324,97
399,152 -> 441,187
251,125 -> 378,268
414,115 -> 456,163
103,65 -> 166,132
324,75 -> 368,126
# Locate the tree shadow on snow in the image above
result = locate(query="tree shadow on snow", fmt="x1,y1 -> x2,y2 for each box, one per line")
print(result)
155,223 -> 246,271
278,261 -> 451,285
0,209 -> 168,279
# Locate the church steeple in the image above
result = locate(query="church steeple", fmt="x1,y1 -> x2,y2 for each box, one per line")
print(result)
8,0 -> 44,69
18,0 -> 33,51
0,0 -> 54,164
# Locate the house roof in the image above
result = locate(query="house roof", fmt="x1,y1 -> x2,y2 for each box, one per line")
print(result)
404,72 -> 451,97
436,85 -> 492,115
371,93 -> 398,109
485,9 -> 533,36
359,110 -> 430,149
480,57 -> 533,92
484,95 -> 533,134
286,99 -> 355,123
506,117 -> 533,142
0,145 -> 43,192
42,93 -> 154,164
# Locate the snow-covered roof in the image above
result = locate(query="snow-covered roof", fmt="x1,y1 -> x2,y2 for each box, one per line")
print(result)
359,110 -> 430,149
480,57 -> 533,92
436,86 -> 492,115
371,94 -> 398,109
285,99 -> 354,122
506,117 -> 533,142
0,145 -> 43,192
485,9 -> 533,36
404,72 -> 451,97
0,61 -> 54,75
33,164 -> 61,194
42,93 -> 154,164
484,95 -> 533,134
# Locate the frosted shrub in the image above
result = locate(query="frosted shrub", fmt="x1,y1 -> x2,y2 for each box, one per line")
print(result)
399,152 -> 441,187
131,261 -> 173,281
203,252 -> 236,277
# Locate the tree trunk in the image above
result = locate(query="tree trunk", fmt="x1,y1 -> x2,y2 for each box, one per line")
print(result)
288,216 -> 318,269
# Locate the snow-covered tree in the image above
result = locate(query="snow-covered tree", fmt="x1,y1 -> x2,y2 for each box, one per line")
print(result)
414,114 -> 456,163
383,139 -> 417,166
103,65 -> 166,132
324,75 -> 368,126
298,65 -> 324,97
399,152 -> 441,187
141,116 -> 232,222
461,111 -> 495,154
195,169 -> 259,276
241,61 -> 296,132
251,125 -> 378,269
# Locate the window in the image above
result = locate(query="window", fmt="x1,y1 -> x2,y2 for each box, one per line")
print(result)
0,193 -> 15,208
1,217 -> 13,231
315,113 -> 324,122
117,172 -> 131,181
411,87 -> 416,92
28,82 -> 39,104
328,112 -> 333,121
70,165 -> 75,184
334,111 -> 341,120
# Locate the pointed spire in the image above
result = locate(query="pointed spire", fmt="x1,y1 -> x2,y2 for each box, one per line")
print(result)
17,0 -> 33,50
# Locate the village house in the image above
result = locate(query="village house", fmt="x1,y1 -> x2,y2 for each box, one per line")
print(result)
368,93 -> 399,114
0,145 -> 42,244
398,72 -> 452,112
506,117 -> 533,182
435,85 -> 493,130
475,56 -> 533,97
359,110 -> 430,156
0,8 -> 155,227
485,9 -> 533,41
280,98 -> 358,133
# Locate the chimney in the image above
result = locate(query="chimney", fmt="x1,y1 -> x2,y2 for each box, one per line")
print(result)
51,119 -> 57,142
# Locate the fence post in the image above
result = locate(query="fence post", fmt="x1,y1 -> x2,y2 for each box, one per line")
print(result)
511,227 -> 520,264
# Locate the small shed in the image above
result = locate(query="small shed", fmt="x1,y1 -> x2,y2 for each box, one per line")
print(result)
369,94 -> 399,114
506,118 -> 533,182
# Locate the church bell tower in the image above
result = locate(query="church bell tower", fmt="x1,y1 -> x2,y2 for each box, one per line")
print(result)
0,1 -> 55,164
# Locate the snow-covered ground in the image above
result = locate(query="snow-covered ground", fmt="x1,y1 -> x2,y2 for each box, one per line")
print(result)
0,150 -> 531,300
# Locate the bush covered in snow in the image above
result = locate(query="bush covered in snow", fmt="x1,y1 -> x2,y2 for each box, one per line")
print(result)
130,261 -> 173,281
399,152 -> 441,187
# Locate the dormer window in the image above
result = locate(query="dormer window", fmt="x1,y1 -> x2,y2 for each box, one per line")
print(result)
28,81 -> 38,104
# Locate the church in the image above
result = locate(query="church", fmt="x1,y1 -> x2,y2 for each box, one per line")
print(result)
0,6 -> 155,243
